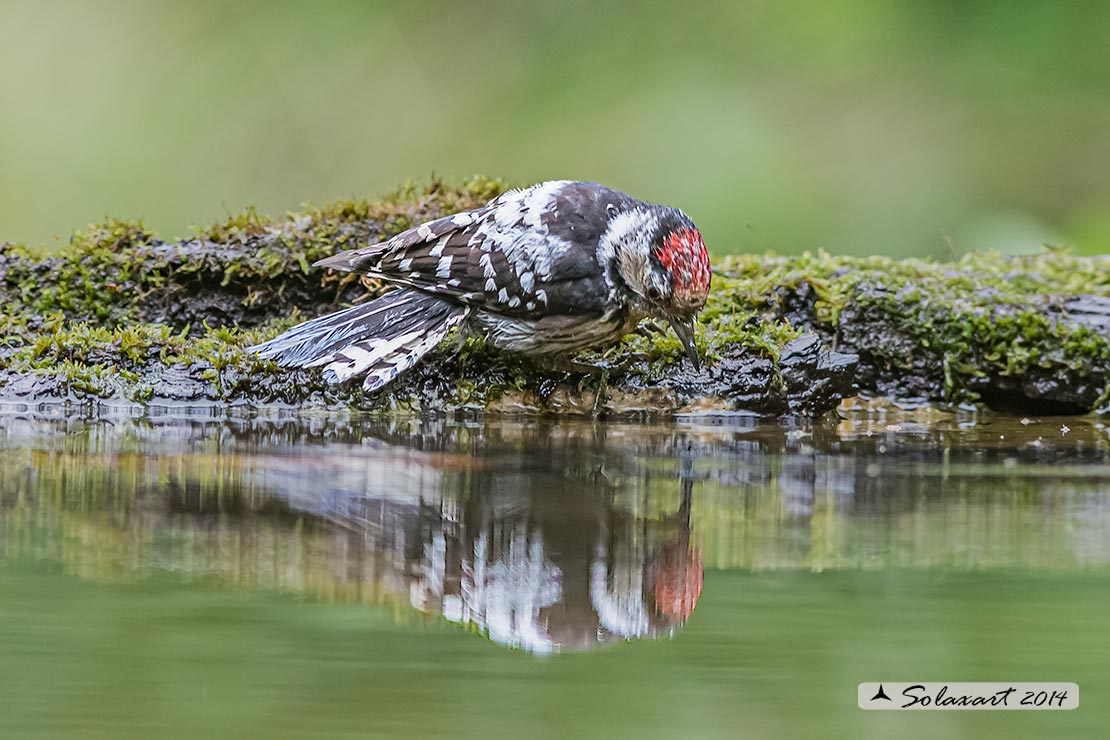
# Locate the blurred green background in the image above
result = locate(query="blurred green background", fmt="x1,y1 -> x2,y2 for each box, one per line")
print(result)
2,0 -> 1109,257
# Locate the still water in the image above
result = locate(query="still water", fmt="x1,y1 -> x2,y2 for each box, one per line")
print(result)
1,406 -> 1109,738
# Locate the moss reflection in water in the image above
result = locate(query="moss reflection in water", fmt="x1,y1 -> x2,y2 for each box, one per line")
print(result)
1,413 -> 1110,737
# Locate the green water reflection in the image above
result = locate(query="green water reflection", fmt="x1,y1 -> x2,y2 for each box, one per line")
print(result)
1,411 -> 1109,738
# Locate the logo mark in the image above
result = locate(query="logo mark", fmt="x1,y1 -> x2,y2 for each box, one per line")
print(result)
870,684 -> 892,702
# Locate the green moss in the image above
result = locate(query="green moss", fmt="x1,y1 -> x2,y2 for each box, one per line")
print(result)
196,206 -> 273,243
69,217 -> 156,254
716,249 -> 1110,407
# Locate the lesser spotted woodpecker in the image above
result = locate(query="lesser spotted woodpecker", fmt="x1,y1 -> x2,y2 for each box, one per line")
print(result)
251,181 -> 712,391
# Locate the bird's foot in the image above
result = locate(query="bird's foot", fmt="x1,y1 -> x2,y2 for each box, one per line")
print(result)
538,355 -> 630,378
536,356 -> 638,416
634,320 -> 667,338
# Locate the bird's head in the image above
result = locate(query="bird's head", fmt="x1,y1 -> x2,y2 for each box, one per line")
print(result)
601,205 -> 711,368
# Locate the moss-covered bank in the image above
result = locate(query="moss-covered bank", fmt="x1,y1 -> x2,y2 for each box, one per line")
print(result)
717,250 -> 1110,414
1,177 -> 1107,417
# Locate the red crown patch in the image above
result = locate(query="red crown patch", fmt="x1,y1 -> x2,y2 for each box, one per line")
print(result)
658,228 -> 711,300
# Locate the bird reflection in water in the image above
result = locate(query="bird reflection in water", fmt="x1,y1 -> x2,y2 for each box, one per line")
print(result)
246,440 -> 703,653
404,474 -> 702,653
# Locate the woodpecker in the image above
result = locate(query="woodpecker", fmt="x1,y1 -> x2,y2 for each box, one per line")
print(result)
251,181 -> 712,392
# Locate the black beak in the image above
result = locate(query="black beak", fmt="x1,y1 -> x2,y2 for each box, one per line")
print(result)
667,317 -> 700,370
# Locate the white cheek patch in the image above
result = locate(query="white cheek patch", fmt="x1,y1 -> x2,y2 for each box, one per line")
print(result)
597,209 -> 658,298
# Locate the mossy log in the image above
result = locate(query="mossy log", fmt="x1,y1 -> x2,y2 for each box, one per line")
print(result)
1,178 -> 1107,417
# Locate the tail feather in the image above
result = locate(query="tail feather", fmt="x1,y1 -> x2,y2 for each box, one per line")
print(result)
250,289 -> 468,392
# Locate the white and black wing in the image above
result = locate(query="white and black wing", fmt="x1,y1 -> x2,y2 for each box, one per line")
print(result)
314,181 -> 639,319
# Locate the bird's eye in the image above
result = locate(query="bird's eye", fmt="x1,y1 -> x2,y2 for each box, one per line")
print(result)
606,203 -> 619,218
647,286 -> 661,300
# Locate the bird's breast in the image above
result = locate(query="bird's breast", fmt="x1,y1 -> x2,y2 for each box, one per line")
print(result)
471,305 -> 642,357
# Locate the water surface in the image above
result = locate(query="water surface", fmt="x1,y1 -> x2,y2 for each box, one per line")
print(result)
1,408 -> 1109,738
